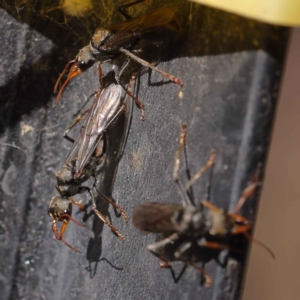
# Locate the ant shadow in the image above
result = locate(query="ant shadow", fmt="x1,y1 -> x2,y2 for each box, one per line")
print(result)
169,264 -> 187,283
85,235 -> 123,279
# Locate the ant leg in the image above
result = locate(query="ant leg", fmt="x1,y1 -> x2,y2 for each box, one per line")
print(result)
233,172 -> 258,215
185,150 -> 216,191
200,199 -> 219,211
63,109 -> 90,143
231,223 -> 251,234
63,86 -> 100,143
118,0 -> 148,20
147,233 -> 179,268
115,58 -> 145,120
174,241 -> 192,259
93,182 -> 128,222
172,124 -> 191,205
198,238 -> 230,250
198,238 -> 240,255
119,48 -> 183,87
173,124 -> 187,181
51,219 -> 81,253
70,197 -> 86,211
92,208 -> 125,241
97,62 -> 104,89
120,72 -> 137,156
189,262 -> 212,288
128,72 -> 137,90
87,188 -> 125,241
225,172 -> 259,234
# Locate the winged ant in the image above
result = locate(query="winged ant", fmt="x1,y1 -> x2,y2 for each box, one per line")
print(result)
54,1 -> 182,119
133,124 -> 275,287
48,79 -> 133,252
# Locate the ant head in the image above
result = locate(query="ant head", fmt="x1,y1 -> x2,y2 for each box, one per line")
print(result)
54,46 -> 95,105
75,46 -> 96,72
48,196 -> 72,222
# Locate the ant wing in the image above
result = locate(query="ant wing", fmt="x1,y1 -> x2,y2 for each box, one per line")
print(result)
64,94 -> 98,166
64,112 -> 90,165
65,85 -> 123,175
132,202 -> 183,234
73,84 -> 123,176
103,6 -> 179,49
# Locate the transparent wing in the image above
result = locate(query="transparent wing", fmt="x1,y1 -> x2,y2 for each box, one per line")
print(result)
65,84 -> 123,176
132,202 -> 183,233
103,6 -> 179,49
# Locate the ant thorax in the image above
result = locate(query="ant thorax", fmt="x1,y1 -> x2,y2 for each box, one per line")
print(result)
55,162 -> 73,184
173,206 -> 207,237
206,207 -> 234,236
56,160 -> 95,184
92,28 -> 113,50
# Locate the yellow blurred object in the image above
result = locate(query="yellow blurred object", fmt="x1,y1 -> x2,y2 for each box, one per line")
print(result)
190,0 -> 300,26
61,0 -> 92,16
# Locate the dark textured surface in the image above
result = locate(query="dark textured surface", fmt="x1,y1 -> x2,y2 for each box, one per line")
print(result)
0,1 -> 289,300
